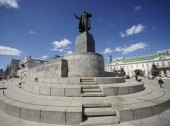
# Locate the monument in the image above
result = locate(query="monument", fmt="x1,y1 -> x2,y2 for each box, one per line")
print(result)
21,11 -> 116,78
74,11 -> 92,33
0,11 -> 169,126
74,11 -> 95,53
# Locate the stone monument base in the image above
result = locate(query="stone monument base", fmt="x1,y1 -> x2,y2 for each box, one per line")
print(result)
64,52 -> 104,77
76,32 -> 95,53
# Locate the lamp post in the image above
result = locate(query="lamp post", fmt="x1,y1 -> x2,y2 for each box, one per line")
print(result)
147,59 -> 150,78
3,81 -> 5,95
0,81 -> 7,96
162,59 -> 166,76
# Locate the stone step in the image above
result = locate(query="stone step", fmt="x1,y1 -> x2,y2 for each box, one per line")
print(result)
81,79 -> 95,82
81,116 -> 120,126
80,79 -> 95,83
83,107 -> 116,116
82,88 -> 101,92
81,85 -> 99,89
81,93 -> 106,97
83,104 -> 112,108
80,82 -> 97,85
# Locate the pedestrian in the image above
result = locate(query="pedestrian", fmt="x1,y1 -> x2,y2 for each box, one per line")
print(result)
135,75 -> 138,81
158,76 -> 164,88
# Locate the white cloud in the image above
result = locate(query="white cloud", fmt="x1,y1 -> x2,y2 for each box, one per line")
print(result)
51,38 -> 71,52
115,47 -> 123,52
120,24 -> 145,37
114,42 -> 148,54
67,51 -> 73,54
120,32 -> 125,38
134,5 -> 142,11
0,46 -> 21,56
29,30 -> 37,34
103,48 -> 113,54
0,0 -> 19,9
41,55 -> 48,59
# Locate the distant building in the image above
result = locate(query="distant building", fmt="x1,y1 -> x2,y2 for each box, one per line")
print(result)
18,56 -> 48,78
9,59 -> 20,78
105,49 -> 170,77
0,69 -> 3,80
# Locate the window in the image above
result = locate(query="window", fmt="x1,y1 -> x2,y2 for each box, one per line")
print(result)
147,63 -> 149,67
162,62 -> 165,67
157,63 -> 159,67
168,62 -> 170,67
142,71 -> 145,75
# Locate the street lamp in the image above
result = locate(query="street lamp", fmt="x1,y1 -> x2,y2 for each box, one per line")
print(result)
161,57 -> 166,76
0,81 -> 7,96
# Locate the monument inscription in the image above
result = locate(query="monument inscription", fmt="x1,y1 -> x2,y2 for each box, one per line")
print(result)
36,64 -> 59,72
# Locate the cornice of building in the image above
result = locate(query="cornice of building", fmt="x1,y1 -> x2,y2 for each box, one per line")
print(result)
107,50 -> 170,66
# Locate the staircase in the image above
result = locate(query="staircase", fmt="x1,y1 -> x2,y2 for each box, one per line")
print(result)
80,78 -> 105,97
81,104 -> 120,126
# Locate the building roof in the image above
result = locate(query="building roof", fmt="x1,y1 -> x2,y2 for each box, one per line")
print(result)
47,55 -> 60,60
125,53 -> 170,63
11,59 -> 20,63
112,51 -> 170,64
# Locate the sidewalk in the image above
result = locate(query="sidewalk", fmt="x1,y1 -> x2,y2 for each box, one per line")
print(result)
0,79 -> 170,126
0,105 -> 170,126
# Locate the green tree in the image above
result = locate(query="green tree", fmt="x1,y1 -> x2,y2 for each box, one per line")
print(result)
151,63 -> 159,77
120,68 -> 125,76
134,69 -> 142,76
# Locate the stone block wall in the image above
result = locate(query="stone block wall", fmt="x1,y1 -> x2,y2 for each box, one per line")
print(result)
27,59 -> 68,78
64,52 -> 104,77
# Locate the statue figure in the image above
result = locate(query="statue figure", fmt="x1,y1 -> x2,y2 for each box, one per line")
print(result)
74,11 -> 92,33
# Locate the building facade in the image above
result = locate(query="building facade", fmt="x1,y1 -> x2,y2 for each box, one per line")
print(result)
9,59 -> 20,78
18,56 -> 49,78
105,49 -> 170,77
0,69 -> 3,80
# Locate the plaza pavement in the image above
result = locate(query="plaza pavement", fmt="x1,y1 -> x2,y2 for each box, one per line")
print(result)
0,79 -> 170,126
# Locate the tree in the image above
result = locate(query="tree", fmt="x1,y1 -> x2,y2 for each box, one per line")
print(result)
134,69 -> 143,76
151,63 -> 159,77
120,68 -> 125,76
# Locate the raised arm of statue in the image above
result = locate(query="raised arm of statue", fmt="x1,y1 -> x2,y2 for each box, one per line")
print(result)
74,11 -> 92,33
73,14 -> 80,19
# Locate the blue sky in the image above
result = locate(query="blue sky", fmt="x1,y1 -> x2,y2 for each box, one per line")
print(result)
0,0 -> 170,69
